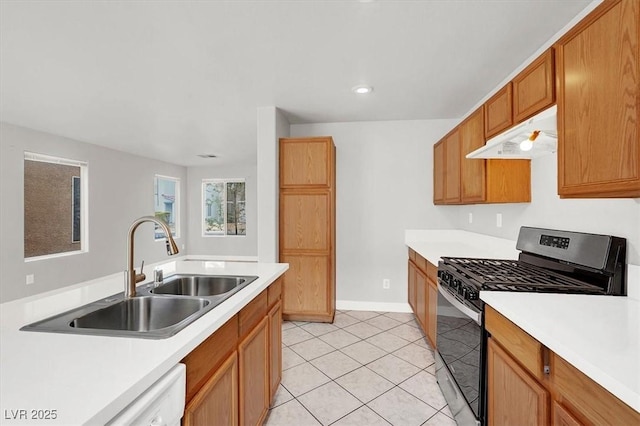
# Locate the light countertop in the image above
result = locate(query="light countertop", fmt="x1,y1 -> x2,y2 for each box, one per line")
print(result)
0,258 -> 288,425
405,229 -> 640,413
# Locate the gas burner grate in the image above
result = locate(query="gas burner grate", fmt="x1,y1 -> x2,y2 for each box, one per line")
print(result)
442,257 -> 605,294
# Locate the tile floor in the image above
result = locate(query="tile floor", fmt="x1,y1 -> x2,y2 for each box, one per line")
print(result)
264,311 -> 456,426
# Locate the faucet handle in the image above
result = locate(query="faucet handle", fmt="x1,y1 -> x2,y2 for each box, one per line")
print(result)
134,260 -> 146,284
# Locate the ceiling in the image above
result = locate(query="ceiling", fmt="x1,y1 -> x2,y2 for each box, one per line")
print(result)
0,0 -> 593,166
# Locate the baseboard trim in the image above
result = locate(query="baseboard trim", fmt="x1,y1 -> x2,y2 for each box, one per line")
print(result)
336,300 -> 412,313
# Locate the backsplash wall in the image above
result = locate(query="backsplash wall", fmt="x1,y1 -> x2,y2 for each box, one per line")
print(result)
453,154 -> 640,265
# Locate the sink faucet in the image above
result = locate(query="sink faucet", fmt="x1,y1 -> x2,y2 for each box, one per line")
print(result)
125,216 -> 179,298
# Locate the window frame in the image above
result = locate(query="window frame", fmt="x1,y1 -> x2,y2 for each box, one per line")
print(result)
24,152 -> 89,262
201,178 -> 246,237
154,174 -> 180,241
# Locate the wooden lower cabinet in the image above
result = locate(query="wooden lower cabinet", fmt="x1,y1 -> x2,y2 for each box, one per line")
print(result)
487,338 -> 549,426
426,279 -> 437,348
280,254 -> 333,322
552,401 -> 582,426
486,304 -> 640,426
407,251 -> 437,349
408,260 -> 417,313
239,316 -> 270,426
268,300 -> 282,404
183,352 -> 238,426
415,268 -> 427,331
181,279 -> 283,426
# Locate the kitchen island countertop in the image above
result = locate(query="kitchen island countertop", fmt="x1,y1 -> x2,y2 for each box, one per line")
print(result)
0,258 -> 288,425
405,229 -> 640,413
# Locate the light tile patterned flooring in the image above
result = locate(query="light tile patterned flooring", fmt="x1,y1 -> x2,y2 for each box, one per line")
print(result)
264,311 -> 456,426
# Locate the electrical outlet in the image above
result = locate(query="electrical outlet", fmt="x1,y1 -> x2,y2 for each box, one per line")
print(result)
468,213 -> 473,224
496,213 -> 503,228
26,274 -> 34,285
383,279 -> 390,289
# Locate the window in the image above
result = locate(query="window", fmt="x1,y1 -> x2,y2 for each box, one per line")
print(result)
202,179 -> 246,236
24,152 -> 88,260
154,175 -> 179,239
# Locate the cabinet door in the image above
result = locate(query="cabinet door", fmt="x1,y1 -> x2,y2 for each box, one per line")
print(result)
485,84 -> 513,139
183,351 -> 238,426
433,140 -> 445,204
268,300 -> 282,405
280,191 -> 330,251
415,269 -> 427,333
280,254 -> 331,320
460,107 -> 486,203
487,338 -> 549,426
408,260 -> 417,314
427,280 -> 437,349
552,401 -> 583,426
280,137 -> 332,188
513,49 -> 555,123
239,317 -> 269,426
556,0 -> 640,198
444,129 -> 461,204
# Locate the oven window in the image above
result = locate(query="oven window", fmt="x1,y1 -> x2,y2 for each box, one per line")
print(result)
436,290 -> 482,417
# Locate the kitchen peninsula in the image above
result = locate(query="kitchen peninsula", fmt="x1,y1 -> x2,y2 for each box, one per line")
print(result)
0,258 -> 287,425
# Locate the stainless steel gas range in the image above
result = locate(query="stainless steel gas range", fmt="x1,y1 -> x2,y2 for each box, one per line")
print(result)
434,226 -> 627,426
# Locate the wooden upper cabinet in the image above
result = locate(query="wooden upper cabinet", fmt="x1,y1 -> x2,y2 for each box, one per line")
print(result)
444,128 -> 461,204
280,137 -> 332,188
433,140 -> 445,204
485,83 -> 513,139
556,0 -> 640,198
513,49 -> 555,123
460,107 -> 487,203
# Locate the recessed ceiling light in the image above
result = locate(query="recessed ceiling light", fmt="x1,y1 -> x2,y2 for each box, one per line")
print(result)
352,85 -> 373,94
197,154 -> 218,158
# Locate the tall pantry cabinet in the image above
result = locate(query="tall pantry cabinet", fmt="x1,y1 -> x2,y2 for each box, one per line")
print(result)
279,137 -> 336,323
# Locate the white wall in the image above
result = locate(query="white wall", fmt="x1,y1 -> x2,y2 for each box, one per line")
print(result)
186,163 -> 257,257
291,119 -> 458,305
257,106 -> 290,262
453,154 -> 640,265
0,123 -> 188,303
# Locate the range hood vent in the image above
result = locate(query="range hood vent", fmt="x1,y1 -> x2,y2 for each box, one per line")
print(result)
466,105 -> 557,159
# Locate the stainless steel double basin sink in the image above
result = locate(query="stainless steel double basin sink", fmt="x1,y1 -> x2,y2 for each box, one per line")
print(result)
21,274 -> 258,339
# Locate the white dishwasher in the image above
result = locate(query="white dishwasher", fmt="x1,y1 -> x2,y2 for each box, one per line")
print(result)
108,363 -> 186,426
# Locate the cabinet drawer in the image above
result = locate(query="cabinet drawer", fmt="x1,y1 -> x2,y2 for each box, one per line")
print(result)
182,316 -> 239,402
415,254 -> 427,274
426,261 -> 438,285
551,352 -> 640,425
485,305 -> 545,380
267,278 -> 282,308
239,289 -> 268,338
408,248 -> 417,263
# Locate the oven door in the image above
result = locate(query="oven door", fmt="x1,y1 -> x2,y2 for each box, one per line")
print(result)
435,282 -> 484,426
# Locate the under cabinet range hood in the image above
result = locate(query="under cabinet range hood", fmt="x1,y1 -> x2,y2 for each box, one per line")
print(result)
466,105 -> 557,159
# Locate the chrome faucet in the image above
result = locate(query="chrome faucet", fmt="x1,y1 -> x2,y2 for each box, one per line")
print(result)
125,216 -> 179,298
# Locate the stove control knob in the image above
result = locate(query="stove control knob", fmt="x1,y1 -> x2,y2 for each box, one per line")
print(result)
467,289 -> 479,300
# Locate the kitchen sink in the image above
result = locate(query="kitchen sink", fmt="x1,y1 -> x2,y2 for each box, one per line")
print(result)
70,296 -> 209,332
21,274 -> 259,339
151,274 -> 257,297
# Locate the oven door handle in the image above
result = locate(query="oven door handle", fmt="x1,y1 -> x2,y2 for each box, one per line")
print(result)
438,282 -> 482,325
